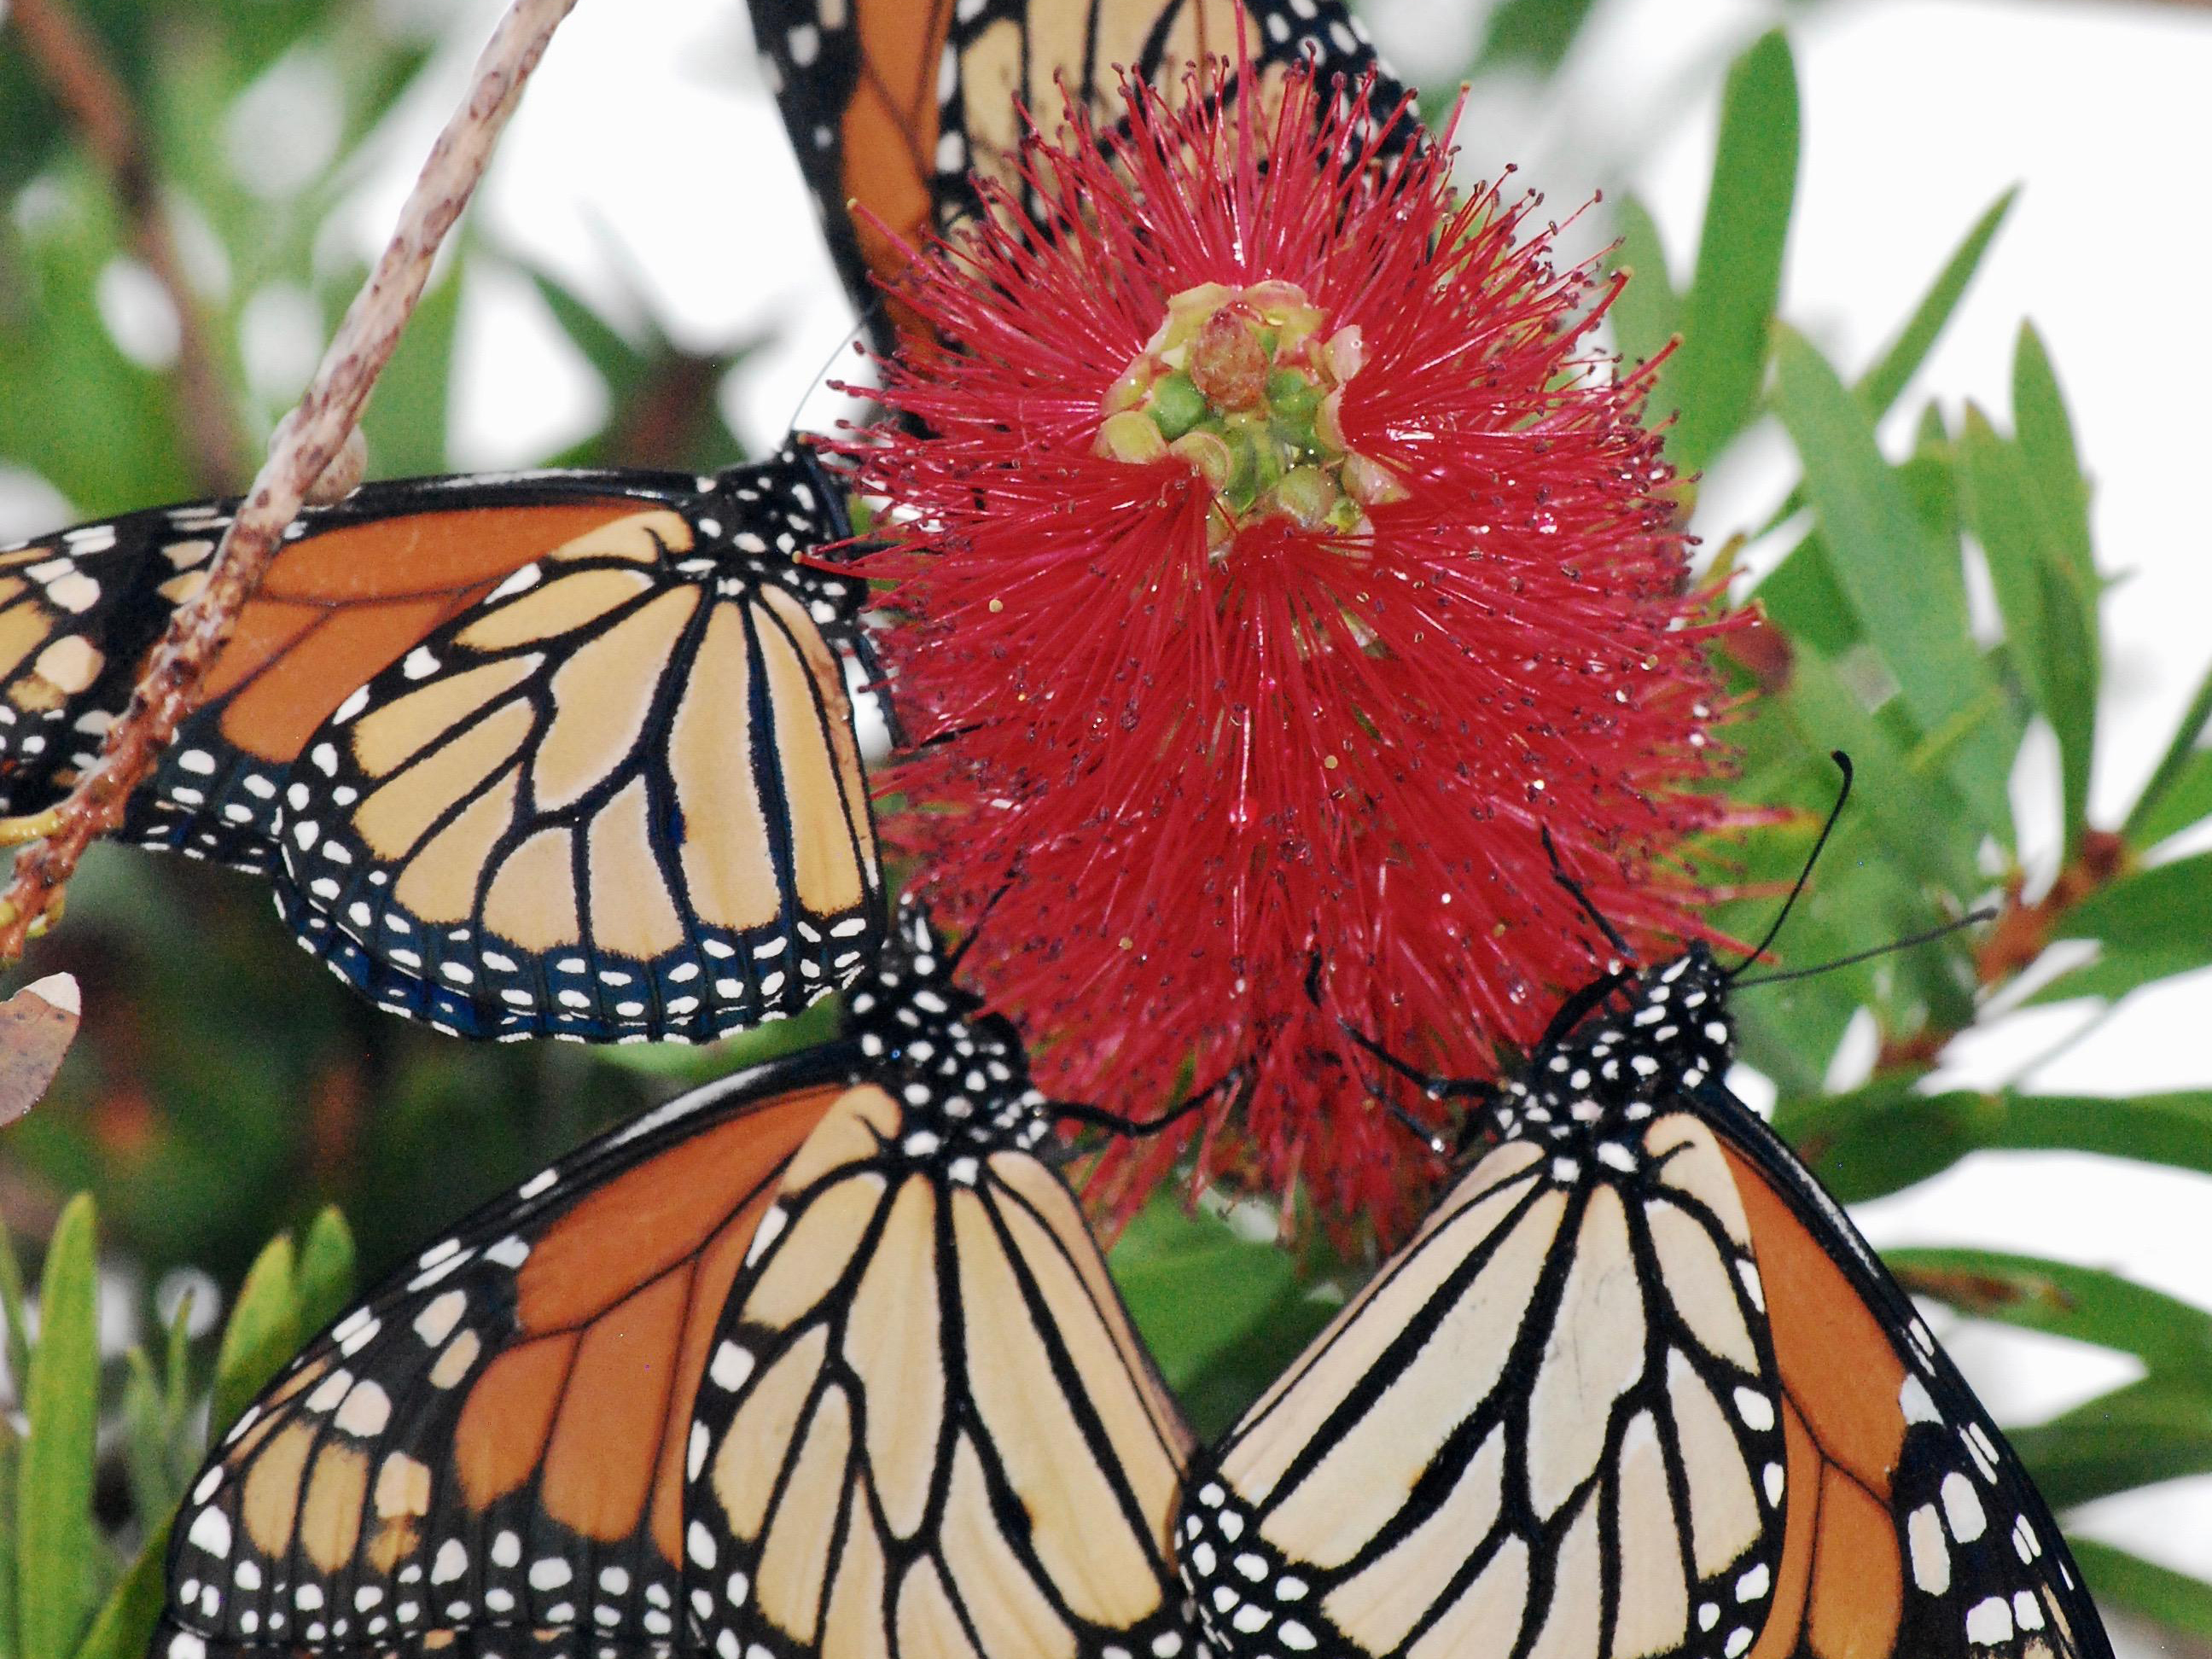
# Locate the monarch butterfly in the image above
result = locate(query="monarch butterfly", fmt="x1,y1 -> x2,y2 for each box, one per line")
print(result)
0,440 -> 883,1045
157,902 -> 1207,1659
1181,789 -> 2115,1659
745,0 -> 1407,350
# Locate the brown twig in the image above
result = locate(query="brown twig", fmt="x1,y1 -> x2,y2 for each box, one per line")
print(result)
0,0 -> 580,962
7,0 -> 253,493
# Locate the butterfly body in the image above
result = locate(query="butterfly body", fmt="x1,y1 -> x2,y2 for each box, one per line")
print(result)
1185,942 -> 2112,1659
0,441 -> 885,1043
160,905 -> 1198,1659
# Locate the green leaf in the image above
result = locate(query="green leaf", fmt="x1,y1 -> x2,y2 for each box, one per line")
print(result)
354,257 -> 464,477
1473,0 -> 1604,73
2025,942 -> 2212,1010
1956,405 -> 2098,851
1769,328 -> 2011,835
1113,1199 -> 1298,1390
2057,852 -> 2212,952
0,1418 -> 16,1659
67,1519 -> 168,1659
1857,188 -> 2018,419
2068,1540 -> 2212,1640
1605,193 -> 1679,368
2011,322 -> 2094,585
2011,1377 -> 2212,1508
2123,660 -> 2212,848
1886,1249 -> 2212,1375
0,1228 -> 32,1416
1781,1087 -> 2212,1202
18,1195 -> 101,1659
295,1207 -> 358,1338
1656,30 -> 1798,473
209,1233 -> 301,1444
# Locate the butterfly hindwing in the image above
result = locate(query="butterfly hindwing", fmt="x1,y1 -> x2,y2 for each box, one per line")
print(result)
160,1058 -> 850,1656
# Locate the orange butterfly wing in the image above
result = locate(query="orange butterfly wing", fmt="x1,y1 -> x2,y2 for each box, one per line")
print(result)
747,0 -> 1404,352
160,1065 -> 846,1651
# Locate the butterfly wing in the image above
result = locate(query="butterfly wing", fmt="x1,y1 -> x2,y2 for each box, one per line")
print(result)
685,1080 -> 1197,1659
276,474 -> 881,1042
0,480 -> 704,873
158,1057 -> 853,1658
748,0 -> 1406,351
1186,952 -> 2112,1659
1698,1087 -> 2110,1659
0,445 -> 883,1040
1186,1115 -> 1789,1659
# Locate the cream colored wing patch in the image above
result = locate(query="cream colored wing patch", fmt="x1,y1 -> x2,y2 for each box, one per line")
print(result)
276,486 -> 882,1046
687,1081 -> 1197,1659
1186,1114 -> 1789,1659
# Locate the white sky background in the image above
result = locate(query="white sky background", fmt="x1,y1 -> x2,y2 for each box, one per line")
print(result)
436,0 -> 2212,1600
10,0 -> 2212,1618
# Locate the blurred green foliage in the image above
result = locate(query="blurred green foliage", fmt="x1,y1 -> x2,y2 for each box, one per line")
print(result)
1,1 -> 2210,1648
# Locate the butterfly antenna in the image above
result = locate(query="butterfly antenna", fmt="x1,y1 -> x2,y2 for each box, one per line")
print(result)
1733,908 -> 1997,989
1728,750 -> 1854,978
1055,1063 -> 1250,1138
1540,827 -> 1637,962
946,866 -> 1022,973
782,311 -> 878,440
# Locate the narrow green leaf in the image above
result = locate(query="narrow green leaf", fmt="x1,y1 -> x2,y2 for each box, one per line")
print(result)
1606,192 -> 1679,368
1657,30 -> 1798,473
1752,533 -> 1860,656
2058,851 -> 2212,951
18,1195 -> 101,1659
1770,328 -> 2011,835
528,266 -> 648,390
2126,748 -> 2212,853
1857,188 -> 2018,418
1783,1088 -> 2212,1202
295,1208 -> 358,1339
66,1519 -> 168,1659
356,259 -> 465,477
2025,942 -> 2212,1010
1957,405 -> 2098,851
0,1415 -> 20,1659
1474,0 -> 1603,73
2123,659 -> 2212,847
2011,1377 -> 2212,1508
2011,322 -> 2094,584
1886,1249 -> 2212,1375
2068,1540 -> 2212,1640
0,1228 -> 32,1413
1771,643 -> 1984,896
209,1234 -> 301,1445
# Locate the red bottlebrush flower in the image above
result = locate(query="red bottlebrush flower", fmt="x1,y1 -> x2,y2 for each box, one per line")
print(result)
848,66 -> 1735,1229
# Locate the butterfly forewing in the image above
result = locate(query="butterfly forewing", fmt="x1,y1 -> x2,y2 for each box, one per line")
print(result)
1184,943 -> 2115,1659
684,1077 -> 1196,1659
162,906 -> 1204,1659
0,442 -> 884,1044
160,1062 -> 847,1656
747,0 -> 1406,352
